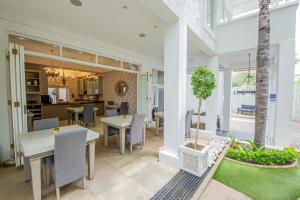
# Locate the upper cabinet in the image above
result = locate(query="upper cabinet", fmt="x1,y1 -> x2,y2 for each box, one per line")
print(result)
78,76 -> 103,96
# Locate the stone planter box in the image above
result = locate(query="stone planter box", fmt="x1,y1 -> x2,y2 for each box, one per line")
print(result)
179,141 -> 210,177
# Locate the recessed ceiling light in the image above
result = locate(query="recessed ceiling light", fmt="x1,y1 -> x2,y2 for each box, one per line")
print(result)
70,0 -> 82,7
122,5 -> 128,9
138,33 -> 146,38
153,25 -> 158,29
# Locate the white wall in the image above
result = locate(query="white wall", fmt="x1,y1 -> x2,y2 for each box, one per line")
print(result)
162,0 -> 217,54
218,3 -> 298,54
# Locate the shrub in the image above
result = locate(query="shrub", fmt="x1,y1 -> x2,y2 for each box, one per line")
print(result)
226,147 -> 298,165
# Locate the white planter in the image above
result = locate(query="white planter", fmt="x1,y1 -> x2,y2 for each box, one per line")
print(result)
178,141 -> 210,177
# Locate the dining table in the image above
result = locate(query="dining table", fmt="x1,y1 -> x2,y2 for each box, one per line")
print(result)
154,112 -> 164,136
101,115 -> 147,155
19,125 -> 99,200
67,107 -> 98,125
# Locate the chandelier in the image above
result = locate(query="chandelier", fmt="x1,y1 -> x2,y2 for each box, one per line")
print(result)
44,50 -> 60,79
235,53 -> 256,95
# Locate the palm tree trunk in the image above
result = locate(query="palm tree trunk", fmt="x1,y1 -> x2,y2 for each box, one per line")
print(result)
194,99 -> 202,149
254,0 -> 271,147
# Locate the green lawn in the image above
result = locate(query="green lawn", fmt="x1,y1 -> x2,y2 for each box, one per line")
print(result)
213,159 -> 300,200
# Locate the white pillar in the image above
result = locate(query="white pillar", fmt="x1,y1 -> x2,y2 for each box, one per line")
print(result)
205,56 -> 219,133
273,39 -> 295,146
223,68 -> 232,132
159,20 -> 187,167
0,24 -> 11,162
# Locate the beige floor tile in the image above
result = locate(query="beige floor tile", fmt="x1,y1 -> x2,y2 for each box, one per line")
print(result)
98,178 -> 151,200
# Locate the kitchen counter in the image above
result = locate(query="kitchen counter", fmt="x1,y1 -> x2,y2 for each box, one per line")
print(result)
42,101 -> 105,120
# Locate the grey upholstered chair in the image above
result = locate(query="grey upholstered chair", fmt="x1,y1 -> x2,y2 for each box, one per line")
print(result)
185,110 -> 194,138
30,118 -> 59,184
33,118 -> 59,131
51,129 -> 87,200
105,109 -> 119,144
119,102 -> 129,115
125,114 -> 145,152
79,104 -> 95,126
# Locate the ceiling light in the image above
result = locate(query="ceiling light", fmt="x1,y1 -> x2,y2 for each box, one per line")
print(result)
138,33 -> 146,38
78,51 -> 83,54
122,5 -> 128,9
153,25 -> 158,29
70,0 -> 82,7
18,37 -> 25,40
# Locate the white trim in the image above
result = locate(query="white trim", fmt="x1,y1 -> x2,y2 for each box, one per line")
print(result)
24,50 -> 139,74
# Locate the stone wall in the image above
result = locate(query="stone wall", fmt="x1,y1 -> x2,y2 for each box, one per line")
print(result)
101,71 -> 137,114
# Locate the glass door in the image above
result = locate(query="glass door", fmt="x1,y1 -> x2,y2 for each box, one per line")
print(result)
138,73 -> 149,117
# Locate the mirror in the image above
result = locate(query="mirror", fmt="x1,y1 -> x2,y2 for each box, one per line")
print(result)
115,81 -> 129,97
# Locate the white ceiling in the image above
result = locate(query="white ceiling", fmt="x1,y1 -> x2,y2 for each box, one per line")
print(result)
0,0 -> 167,61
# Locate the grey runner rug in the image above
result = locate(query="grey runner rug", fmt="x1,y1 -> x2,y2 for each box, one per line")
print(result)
150,168 -> 211,200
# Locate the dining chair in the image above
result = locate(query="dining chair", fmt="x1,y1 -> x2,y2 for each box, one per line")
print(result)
30,118 -> 59,184
33,118 -> 59,131
79,104 -> 95,127
185,110 -> 194,138
105,109 -> 119,144
50,129 -> 87,200
125,114 -> 145,152
119,102 -> 129,115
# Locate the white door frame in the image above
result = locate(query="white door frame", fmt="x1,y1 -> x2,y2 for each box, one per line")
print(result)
137,72 -> 151,123
8,43 -> 27,166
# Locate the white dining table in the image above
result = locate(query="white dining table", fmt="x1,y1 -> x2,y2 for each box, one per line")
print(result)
67,107 -> 98,125
154,112 -> 164,136
101,115 -> 147,155
19,125 -> 99,200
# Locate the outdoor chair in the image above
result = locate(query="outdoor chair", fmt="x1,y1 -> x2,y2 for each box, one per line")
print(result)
105,109 -> 120,145
125,114 -> 145,152
78,104 -> 95,126
50,129 -> 87,200
185,110 -> 194,138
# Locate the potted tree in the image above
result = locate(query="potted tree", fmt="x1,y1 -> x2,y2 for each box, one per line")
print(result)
179,67 -> 216,177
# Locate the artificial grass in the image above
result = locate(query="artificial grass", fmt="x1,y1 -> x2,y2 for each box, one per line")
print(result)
213,159 -> 300,200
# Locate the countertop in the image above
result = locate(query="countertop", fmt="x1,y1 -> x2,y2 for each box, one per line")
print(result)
43,101 -> 105,106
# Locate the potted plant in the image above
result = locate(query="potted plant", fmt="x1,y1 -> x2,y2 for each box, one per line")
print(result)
179,67 -> 216,177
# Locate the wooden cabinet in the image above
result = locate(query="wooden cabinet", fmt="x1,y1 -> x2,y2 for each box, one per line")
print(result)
78,77 -> 103,95
42,104 -> 70,120
95,102 -> 105,116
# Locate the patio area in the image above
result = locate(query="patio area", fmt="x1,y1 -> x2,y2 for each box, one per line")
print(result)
0,117 -> 251,200
225,116 -> 300,149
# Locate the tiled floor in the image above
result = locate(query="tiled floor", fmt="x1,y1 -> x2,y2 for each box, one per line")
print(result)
0,117 -> 250,200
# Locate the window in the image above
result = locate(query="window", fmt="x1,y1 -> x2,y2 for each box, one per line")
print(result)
206,0 -> 215,31
48,87 -> 69,103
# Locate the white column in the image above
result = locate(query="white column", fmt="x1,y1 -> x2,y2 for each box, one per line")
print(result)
159,20 -> 187,168
273,39 -> 295,146
205,56 -> 219,133
0,24 -> 11,162
223,68 -> 232,132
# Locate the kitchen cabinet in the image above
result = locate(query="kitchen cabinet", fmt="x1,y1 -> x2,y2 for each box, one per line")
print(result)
78,76 -> 103,95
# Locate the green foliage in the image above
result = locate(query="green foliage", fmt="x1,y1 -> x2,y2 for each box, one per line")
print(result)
232,71 -> 256,88
226,147 -> 298,165
248,140 -> 264,152
191,67 -> 216,100
229,134 -> 239,149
